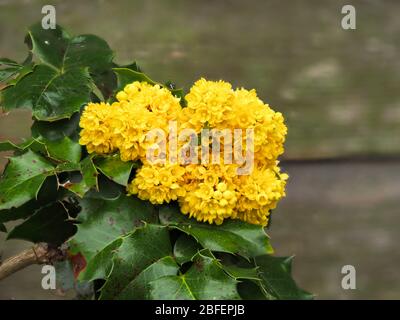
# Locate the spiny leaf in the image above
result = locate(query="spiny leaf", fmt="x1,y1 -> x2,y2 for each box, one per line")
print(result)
69,194 -> 157,263
113,68 -> 156,92
149,250 -> 240,300
1,24 -> 114,121
92,69 -> 117,101
83,175 -> 124,200
0,58 -> 20,67
94,154 -> 134,186
237,280 -> 269,300
41,136 -> 82,163
116,256 -> 179,300
0,141 -> 21,152
31,112 -> 80,141
0,176 -> 67,223
99,224 -> 172,299
0,150 -> 55,210
222,264 -> 260,281
0,55 -> 33,86
0,138 -> 47,153
61,34 -> 114,72
160,204 -> 273,259
173,233 -> 200,265
27,23 -> 113,73
20,136 -> 82,163
7,201 -> 77,245
1,64 -> 92,121
0,67 -> 20,83
79,238 -> 123,282
66,156 -> 98,197
115,61 -> 141,72
255,255 -> 314,300
26,23 -> 71,69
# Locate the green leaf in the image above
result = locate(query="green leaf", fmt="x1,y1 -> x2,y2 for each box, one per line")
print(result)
116,256 -> 179,300
0,175 -> 66,223
27,23 -> 70,69
70,194 -> 157,263
113,68 -> 156,92
66,156 -> 98,197
0,141 -> 21,152
17,138 -> 47,155
160,204 -> 273,259
255,255 -> 313,300
92,69 -> 116,101
0,223 -> 6,233
7,201 -> 77,245
20,136 -> 82,163
0,150 -> 55,210
99,224 -> 172,299
149,250 -> 240,300
84,175 -> 123,200
115,61 -> 141,72
0,65 -> 34,87
1,64 -> 92,121
113,68 -> 184,101
41,136 -> 82,163
222,264 -> 260,281
0,195 -> 47,224
0,137 -> 46,154
0,58 -> 27,83
237,280 -> 268,300
7,64 -> 34,86
25,23 -> 114,105
0,67 -> 20,83
79,238 -> 123,282
28,23 -> 113,73
62,34 -> 114,72
94,154 -> 134,186
55,162 -> 81,173
31,112 -> 80,141
0,53 -> 34,88
0,58 -> 20,67
173,233 -> 200,265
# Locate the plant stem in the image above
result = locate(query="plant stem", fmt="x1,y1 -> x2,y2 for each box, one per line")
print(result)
0,243 -> 65,281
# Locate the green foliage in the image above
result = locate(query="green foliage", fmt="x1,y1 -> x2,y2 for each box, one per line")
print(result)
0,23 -> 311,300
160,204 -> 274,259
94,154 -> 135,186
0,150 -> 55,210
7,201 -> 76,245
149,250 -> 240,300
1,64 -> 92,120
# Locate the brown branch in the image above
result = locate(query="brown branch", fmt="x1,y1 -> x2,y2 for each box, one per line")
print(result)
0,243 -> 65,281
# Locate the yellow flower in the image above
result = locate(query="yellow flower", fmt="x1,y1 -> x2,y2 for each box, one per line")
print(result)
79,102 -> 116,154
183,78 -> 234,131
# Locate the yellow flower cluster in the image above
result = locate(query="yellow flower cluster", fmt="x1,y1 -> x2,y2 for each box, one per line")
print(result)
79,82 -> 181,160
79,78 -> 288,226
